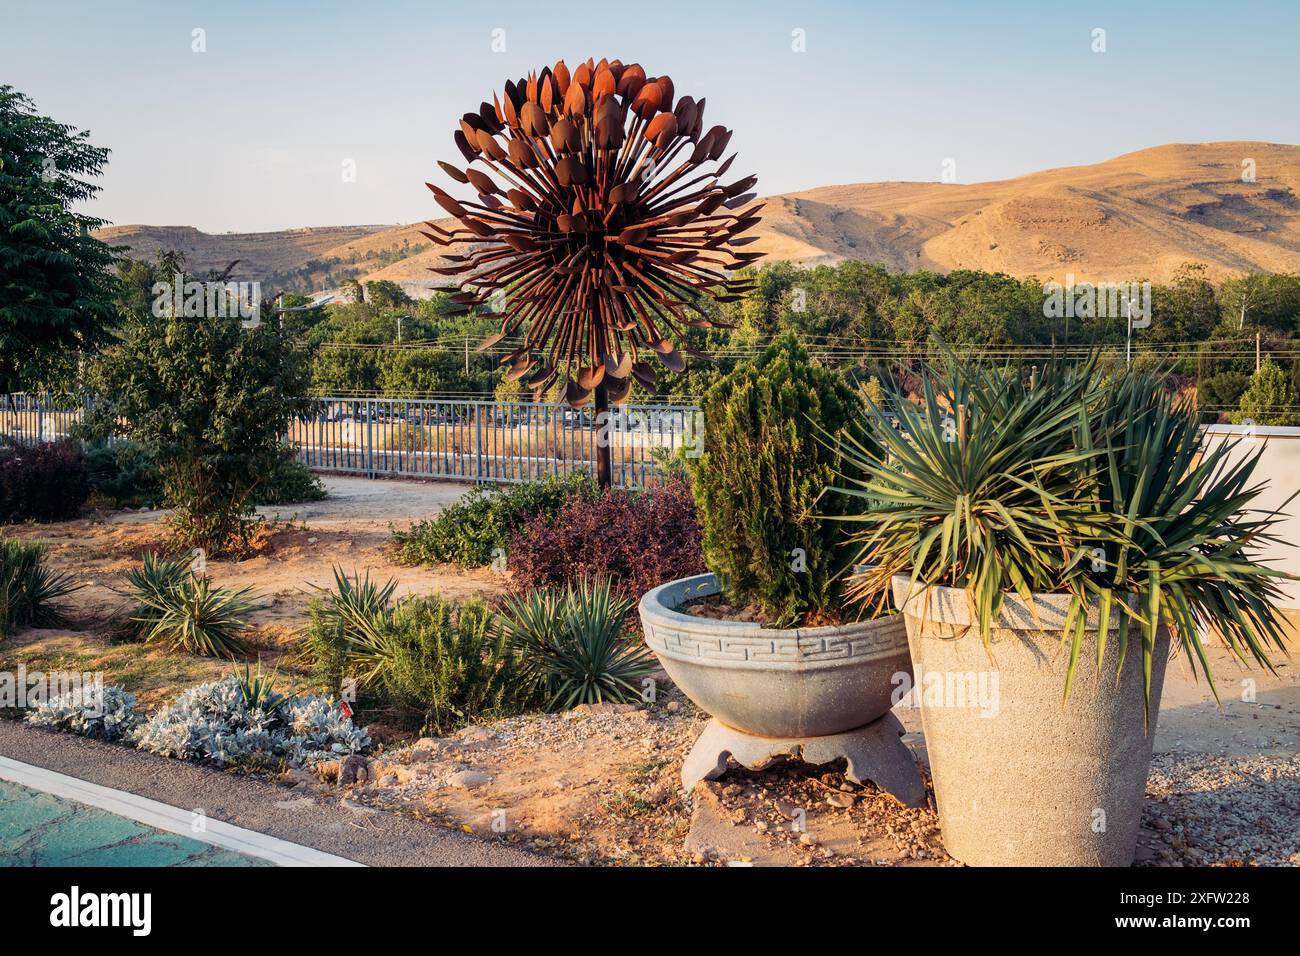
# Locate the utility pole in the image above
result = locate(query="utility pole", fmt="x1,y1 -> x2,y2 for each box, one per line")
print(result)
464,335 -> 469,374
396,314 -> 403,343
1256,329 -> 1261,373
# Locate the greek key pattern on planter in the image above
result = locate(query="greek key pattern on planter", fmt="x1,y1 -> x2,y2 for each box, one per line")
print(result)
644,622 -> 903,663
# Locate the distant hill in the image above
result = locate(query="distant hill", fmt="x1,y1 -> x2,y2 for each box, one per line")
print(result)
90,223 -> 403,293
96,141 -> 1300,295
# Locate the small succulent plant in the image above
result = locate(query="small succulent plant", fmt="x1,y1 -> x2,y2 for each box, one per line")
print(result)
132,675 -> 369,769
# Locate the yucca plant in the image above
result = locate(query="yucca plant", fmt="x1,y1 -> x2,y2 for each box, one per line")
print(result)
0,536 -> 80,637
308,566 -> 397,687
113,552 -> 189,643
120,548 -> 189,608
834,354 -> 1107,619
831,350 -> 1294,711
136,575 -> 259,658
496,576 -> 654,711
1072,366 -> 1295,705
120,552 -> 258,657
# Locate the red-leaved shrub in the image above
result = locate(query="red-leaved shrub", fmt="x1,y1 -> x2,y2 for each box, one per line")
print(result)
0,441 -> 90,524
506,477 -> 705,600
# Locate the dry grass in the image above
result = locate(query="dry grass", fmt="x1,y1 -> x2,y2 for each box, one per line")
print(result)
0,626 -> 314,711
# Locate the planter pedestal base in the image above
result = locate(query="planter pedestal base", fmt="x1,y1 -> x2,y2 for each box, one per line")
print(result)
681,713 -> 926,807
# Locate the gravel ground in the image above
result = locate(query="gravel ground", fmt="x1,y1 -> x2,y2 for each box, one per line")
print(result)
1139,752 -> 1299,866
352,702 -> 1298,866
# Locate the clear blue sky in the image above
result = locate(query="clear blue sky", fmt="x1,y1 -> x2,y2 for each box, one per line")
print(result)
4,0 -> 1298,232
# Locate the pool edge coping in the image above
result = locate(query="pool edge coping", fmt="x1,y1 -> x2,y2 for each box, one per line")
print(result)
0,755 -> 364,867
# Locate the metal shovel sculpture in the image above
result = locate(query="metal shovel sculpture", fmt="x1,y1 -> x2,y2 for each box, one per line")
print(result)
425,57 -> 764,486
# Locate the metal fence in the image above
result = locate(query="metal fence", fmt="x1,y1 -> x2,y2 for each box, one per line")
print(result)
0,393 -> 86,446
0,394 -> 700,489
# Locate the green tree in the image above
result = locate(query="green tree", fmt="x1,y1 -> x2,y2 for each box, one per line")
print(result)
364,280 -> 412,309
1232,357 -> 1299,426
85,274 -> 310,555
0,86 -> 118,393
1218,272 -> 1276,331
1152,263 -> 1219,343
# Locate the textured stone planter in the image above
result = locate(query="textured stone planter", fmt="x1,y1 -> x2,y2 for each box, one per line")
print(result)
640,573 -> 912,737
892,576 -> 1171,867
640,574 -> 923,803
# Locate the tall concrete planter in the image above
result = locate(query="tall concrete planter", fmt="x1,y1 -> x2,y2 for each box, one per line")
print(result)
640,573 -> 925,805
892,577 -> 1171,866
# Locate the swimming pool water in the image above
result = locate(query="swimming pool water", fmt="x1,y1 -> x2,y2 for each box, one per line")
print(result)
0,780 -> 271,866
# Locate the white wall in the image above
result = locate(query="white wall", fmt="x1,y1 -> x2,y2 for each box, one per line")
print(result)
1202,425 -> 1300,608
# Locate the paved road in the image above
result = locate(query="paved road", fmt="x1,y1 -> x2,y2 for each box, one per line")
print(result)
0,720 -> 556,867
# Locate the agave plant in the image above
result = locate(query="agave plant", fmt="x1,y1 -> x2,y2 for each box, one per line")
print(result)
832,351 -> 1294,711
496,576 -> 653,710
0,536 -> 80,637
233,661 -> 285,714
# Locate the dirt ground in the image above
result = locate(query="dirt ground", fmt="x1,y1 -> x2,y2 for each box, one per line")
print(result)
3,475 -> 1298,866
326,640 -> 1297,867
0,476 -> 502,705
17,474 -> 501,626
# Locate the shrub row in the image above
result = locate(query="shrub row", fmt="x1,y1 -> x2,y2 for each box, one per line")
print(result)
254,447 -> 327,506
393,472 -> 594,568
303,567 -> 649,735
0,441 -> 90,523
505,477 -> 705,601
2,440 -> 324,520
83,441 -> 164,509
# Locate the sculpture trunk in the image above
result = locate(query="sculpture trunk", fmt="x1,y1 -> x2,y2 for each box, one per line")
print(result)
594,380 -> 612,490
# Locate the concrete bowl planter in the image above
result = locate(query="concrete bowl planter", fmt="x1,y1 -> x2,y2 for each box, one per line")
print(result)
891,576 -> 1171,867
639,573 -> 924,804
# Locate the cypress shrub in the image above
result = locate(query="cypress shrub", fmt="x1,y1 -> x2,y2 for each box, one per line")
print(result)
687,332 -> 870,625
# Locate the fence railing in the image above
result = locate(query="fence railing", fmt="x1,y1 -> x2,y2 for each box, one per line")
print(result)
0,394 -> 700,490
0,393 -> 86,447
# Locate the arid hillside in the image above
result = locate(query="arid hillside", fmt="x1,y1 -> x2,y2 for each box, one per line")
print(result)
96,141 -> 1300,294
